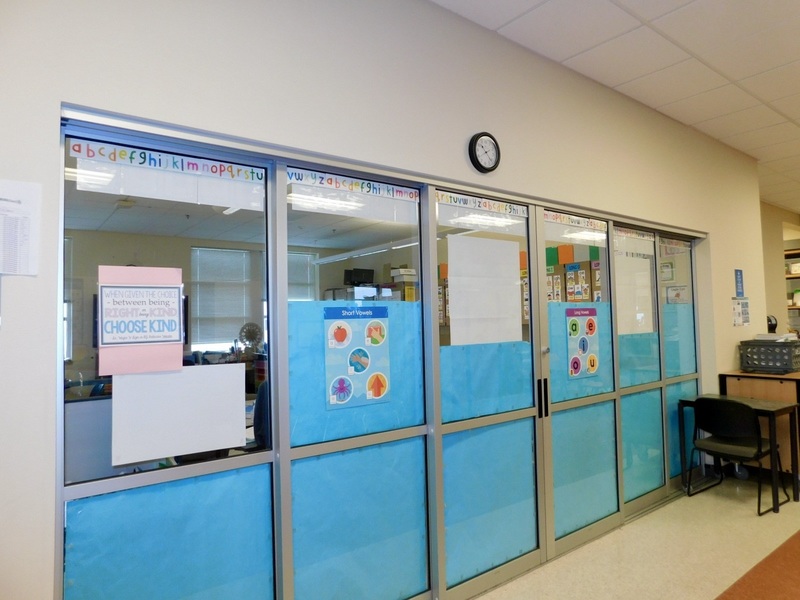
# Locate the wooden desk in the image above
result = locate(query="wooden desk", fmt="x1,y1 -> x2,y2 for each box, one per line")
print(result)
719,371 -> 800,475
678,394 -> 799,513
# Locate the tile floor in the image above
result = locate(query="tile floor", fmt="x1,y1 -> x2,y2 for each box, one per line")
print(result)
478,476 -> 800,600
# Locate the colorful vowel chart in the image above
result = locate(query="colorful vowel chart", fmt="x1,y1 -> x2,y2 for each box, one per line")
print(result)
324,306 -> 390,410
566,307 -> 599,379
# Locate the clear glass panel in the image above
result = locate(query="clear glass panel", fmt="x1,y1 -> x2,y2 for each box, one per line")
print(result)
621,389 -> 664,501
443,419 -> 537,587
291,438 -> 428,599
285,168 -> 423,446
543,211 -> 613,403
64,237 -> 74,360
659,237 -> 697,377
436,191 -> 533,422
666,379 -> 698,478
614,227 -> 660,387
63,136 -> 270,484
64,465 -> 274,599
552,401 -> 618,538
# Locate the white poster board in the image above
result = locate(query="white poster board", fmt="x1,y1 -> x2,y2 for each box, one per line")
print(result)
112,363 -> 245,465
447,235 -> 522,346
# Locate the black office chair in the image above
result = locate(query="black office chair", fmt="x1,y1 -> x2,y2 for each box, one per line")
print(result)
253,380 -> 271,450
687,396 -> 789,515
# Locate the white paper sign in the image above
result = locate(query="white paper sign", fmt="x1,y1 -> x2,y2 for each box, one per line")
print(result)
447,235 -> 523,346
112,364 -> 246,465
0,180 -> 41,275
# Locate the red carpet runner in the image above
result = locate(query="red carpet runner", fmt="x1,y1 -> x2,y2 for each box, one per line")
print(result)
715,529 -> 800,599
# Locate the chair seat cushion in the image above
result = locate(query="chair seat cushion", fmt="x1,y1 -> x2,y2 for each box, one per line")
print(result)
695,435 -> 771,460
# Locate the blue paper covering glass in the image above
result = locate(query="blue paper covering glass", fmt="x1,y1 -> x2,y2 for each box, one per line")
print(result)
552,401 -> 618,538
621,389 -> 664,501
64,465 -> 274,600
618,332 -> 660,387
443,419 -> 537,587
663,303 -> 697,377
291,437 -> 428,599
666,379 -> 698,478
440,341 -> 533,422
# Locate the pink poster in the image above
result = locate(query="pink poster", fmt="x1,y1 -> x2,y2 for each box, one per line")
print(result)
97,265 -> 184,376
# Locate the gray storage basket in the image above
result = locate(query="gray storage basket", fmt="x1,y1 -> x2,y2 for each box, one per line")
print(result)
739,339 -> 800,374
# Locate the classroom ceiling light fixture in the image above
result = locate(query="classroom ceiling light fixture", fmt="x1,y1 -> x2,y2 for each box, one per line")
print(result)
562,230 -> 606,241
449,214 -> 523,228
212,205 -> 240,215
287,183 -> 364,214
64,167 -> 115,186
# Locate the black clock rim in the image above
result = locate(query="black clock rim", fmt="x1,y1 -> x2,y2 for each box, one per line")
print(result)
468,132 -> 500,173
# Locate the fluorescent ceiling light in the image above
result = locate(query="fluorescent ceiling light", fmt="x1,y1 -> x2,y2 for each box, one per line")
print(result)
391,241 -> 418,250
288,183 -> 364,213
563,230 -> 606,241
354,249 -> 388,258
212,205 -> 240,215
449,214 -> 524,228
315,236 -> 419,265
64,167 -> 115,186
289,193 -> 364,212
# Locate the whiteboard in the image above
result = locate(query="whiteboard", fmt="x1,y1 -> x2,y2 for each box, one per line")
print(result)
112,363 -> 245,465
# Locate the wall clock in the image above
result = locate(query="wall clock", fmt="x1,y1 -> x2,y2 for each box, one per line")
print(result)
468,132 -> 500,173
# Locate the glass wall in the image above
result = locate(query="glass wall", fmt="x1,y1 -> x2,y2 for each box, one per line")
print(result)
614,227 -> 660,387
285,167 -> 424,446
284,167 -> 429,596
437,191 -> 533,421
60,122 -> 702,600
543,211 -> 613,403
435,190 -> 538,588
63,134 -> 271,485
659,238 -> 697,377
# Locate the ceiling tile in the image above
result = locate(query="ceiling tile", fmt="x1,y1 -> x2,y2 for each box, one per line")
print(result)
760,179 -> 800,195
563,26 -> 688,87
760,155 -> 800,173
760,188 -> 800,209
720,122 -> 800,152
771,93 -> 800,120
749,138 -> 800,162
613,0 -> 694,21
698,19 -> 800,80
693,105 -> 787,139
778,169 -> 800,182
758,164 -> 793,184
652,0 -> 800,56
657,84 -> 760,125
498,0 -> 640,62
739,60 -> 800,101
427,0 -> 546,31
614,58 -> 727,106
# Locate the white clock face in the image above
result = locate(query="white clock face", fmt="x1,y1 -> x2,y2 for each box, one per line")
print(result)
475,135 -> 498,168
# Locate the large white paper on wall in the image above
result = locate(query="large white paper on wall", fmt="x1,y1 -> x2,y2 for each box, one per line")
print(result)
447,235 -> 522,346
615,254 -> 655,334
112,363 -> 245,465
